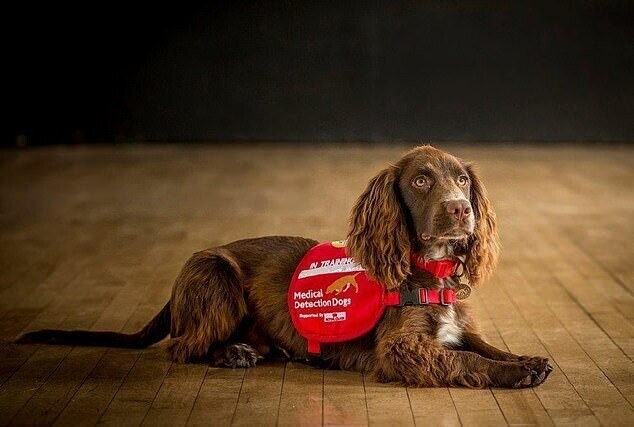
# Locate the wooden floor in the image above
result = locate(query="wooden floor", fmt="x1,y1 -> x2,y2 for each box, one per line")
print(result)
0,143 -> 632,426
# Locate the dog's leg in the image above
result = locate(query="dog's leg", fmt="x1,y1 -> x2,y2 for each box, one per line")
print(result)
168,249 -> 247,363
459,332 -> 552,368
211,343 -> 264,368
377,335 -> 551,388
458,332 -> 519,360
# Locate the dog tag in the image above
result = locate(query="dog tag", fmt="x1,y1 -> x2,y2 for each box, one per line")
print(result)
455,282 -> 472,300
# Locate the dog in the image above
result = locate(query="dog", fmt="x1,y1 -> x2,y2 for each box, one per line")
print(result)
17,145 -> 553,388
325,273 -> 360,295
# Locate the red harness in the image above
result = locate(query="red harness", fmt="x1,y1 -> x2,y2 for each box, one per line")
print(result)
288,241 -> 459,354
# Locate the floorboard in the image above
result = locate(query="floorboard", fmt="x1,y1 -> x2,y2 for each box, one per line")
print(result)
0,143 -> 632,426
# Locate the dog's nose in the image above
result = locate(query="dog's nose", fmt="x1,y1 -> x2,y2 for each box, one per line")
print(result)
445,200 -> 471,221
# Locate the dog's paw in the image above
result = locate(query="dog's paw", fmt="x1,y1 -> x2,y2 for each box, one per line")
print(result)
512,357 -> 553,388
213,343 -> 263,368
517,354 -> 547,364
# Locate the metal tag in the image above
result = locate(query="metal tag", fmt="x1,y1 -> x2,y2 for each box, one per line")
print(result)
455,281 -> 472,300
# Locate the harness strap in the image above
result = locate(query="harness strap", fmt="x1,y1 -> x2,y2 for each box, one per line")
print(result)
307,340 -> 321,354
306,289 -> 456,355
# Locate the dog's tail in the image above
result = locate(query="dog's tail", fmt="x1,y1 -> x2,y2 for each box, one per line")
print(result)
15,302 -> 171,349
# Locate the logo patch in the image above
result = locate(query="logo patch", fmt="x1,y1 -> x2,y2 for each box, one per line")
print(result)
324,312 -> 346,322
325,273 -> 361,295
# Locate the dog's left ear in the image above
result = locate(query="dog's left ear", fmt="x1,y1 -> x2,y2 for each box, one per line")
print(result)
465,163 -> 500,286
347,166 -> 410,290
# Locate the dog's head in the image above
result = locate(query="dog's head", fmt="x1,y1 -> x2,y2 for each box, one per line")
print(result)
347,145 -> 499,289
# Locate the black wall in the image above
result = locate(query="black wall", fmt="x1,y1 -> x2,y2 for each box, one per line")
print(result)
8,1 -> 634,145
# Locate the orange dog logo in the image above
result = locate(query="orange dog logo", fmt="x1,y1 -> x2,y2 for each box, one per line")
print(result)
326,273 -> 360,295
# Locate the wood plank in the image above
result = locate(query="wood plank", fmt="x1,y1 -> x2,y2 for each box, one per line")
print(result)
476,280 -> 600,426
0,276 -> 122,423
7,241 -> 167,425
231,363 -> 285,427
449,388 -> 506,426
0,251 -> 99,386
407,387 -> 461,426
186,366 -> 245,426
52,348 -> 140,426
590,311 -> 634,359
98,346 -> 172,427
10,347 -> 106,425
363,374 -> 415,426
141,362 -> 208,426
512,215 -> 634,407
0,346 -> 71,424
471,295 -> 554,426
495,268 -> 630,421
277,363 -> 323,427
323,369 -> 368,426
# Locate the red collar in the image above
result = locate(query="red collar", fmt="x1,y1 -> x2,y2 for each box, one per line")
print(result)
410,252 -> 459,279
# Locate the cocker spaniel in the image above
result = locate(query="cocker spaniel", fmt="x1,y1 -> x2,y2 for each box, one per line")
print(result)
18,145 -> 553,388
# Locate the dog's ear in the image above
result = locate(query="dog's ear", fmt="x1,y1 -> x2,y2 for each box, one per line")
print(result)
465,163 -> 500,286
347,166 -> 410,290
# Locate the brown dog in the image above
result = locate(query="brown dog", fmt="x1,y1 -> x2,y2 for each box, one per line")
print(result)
326,273 -> 360,295
17,145 -> 552,388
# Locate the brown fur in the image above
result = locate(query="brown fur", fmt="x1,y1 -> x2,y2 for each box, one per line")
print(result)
347,166 -> 411,290
464,163 -> 500,287
16,145 -> 552,388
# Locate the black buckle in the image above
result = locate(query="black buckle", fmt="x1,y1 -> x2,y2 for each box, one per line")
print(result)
398,289 -> 425,306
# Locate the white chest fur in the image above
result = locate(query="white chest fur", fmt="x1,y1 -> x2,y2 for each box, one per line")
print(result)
436,306 -> 463,346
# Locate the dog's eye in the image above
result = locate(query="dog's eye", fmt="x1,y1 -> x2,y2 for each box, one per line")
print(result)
413,176 -> 428,188
457,175 -> 469,187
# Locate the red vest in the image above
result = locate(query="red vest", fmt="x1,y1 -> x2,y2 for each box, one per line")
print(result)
288,241 -> 459,354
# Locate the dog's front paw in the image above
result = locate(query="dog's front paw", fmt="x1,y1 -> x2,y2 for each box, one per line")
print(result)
517,354 -> 548,364
512,357 -> 553,388
213,343 -> 263,368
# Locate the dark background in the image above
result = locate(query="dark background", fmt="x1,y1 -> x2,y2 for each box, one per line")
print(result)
7,0 -> 634,146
